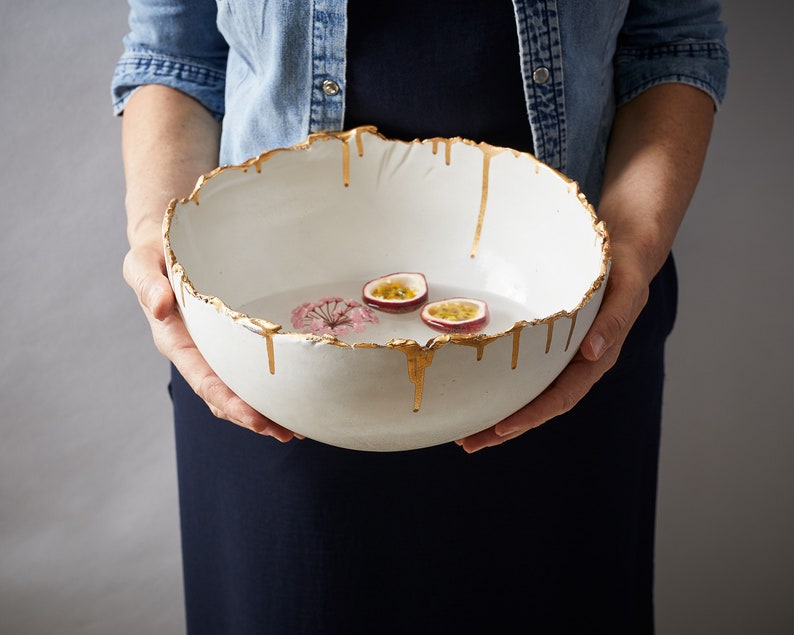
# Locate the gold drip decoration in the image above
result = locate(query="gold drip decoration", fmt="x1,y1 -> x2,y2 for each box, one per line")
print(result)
564,313 -> 578,352
510,326 -> 523,369
545,320 -> 554,354
161,126 -> 611,414
388,339 -> 443,412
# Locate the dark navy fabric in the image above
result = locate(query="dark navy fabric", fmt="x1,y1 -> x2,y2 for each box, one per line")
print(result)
172,255 -> 674,634
170,2 -> 676,632
344,0 -> 534,152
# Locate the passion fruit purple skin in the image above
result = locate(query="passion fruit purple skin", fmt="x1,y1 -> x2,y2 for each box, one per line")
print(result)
362,272 -> 429,313
420,297 -> 490,334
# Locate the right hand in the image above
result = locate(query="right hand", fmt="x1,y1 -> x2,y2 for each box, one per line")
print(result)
122,240 -> 296,442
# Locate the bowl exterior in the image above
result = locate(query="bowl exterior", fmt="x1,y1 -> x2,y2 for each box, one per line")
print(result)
174,282 -> 604,451
164,127 -> 610,451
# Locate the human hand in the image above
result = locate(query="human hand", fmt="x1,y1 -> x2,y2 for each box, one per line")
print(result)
455,245 -> 651,453
122,240 -> 296,442
456,84 -> 716,453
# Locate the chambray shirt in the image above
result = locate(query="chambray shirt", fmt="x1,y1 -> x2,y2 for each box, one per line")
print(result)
112,0 -> 728,203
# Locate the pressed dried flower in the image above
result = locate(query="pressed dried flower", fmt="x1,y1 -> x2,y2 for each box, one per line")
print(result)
291,296 -> 379,336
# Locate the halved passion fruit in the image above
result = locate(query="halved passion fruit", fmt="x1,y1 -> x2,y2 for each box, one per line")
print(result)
420,297 -> 490,334
362,272 -> 429,313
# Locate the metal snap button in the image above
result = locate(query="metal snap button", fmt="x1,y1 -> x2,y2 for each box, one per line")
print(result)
532,66 -> 550,84
322,79 -> 340,96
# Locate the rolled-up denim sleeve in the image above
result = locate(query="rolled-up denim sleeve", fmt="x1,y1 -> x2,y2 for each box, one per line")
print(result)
111,0 -> 229,120
614,0 -> 730,109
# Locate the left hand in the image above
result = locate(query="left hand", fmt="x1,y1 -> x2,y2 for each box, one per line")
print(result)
456,83 -> 716,453
456,244 -> 651,453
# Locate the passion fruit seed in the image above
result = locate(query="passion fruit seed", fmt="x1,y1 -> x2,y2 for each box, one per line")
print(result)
421,297 -> 490,334
363,272 -> 429,313
426,301 -> 479,322
370,282 -> 417,301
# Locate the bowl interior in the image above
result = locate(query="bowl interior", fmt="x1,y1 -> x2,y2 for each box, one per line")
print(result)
167,127 -> 607,345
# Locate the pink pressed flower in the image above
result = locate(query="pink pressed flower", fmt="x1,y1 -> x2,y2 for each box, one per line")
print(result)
290,302 -> 311,327
291,295 -> 379,336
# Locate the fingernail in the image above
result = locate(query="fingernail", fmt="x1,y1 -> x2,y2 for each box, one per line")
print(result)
496,425 -> 518,437
590,333 -> 606,359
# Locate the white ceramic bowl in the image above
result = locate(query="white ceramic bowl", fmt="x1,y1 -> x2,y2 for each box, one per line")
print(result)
164,126 -> 609,451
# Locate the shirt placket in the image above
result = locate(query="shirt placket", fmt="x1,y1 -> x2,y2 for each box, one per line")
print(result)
512,0 -> 567,172
309,0 -> 347,133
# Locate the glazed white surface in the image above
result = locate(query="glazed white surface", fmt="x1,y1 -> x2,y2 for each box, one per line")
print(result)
166,128 -> 609,450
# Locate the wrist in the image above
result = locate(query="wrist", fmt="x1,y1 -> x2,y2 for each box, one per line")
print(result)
124,190 -> 176,247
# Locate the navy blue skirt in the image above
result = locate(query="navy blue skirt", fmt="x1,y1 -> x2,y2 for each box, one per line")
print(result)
171,2 -> 676,632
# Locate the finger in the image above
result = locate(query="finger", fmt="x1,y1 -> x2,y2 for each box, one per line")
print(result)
151,309 -> 294,442
457,350 -> 606,453
457,259 -> 653,453
459,313 -> 629,453
124,241 -> 296,441
195,367 -> 295,442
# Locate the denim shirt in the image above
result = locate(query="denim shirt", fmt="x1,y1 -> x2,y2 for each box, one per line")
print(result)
112,0 -> 728,203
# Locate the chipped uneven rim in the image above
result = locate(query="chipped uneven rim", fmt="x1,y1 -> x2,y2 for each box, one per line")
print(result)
163,126 -> 611,355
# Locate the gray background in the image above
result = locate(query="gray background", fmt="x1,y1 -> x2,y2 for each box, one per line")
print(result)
1,1 -> 791,633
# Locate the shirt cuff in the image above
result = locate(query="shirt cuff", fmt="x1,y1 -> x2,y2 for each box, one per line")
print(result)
111,50 -> 226,120
614,40 -> 730,110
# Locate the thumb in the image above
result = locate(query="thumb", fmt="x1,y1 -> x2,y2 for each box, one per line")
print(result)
123,246 -> 176,321
579,273 -> 649,362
